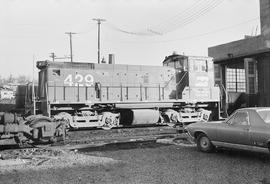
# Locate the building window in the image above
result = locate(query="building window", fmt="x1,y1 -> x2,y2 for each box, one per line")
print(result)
226,68 -> 246,92
214,64 -> 221,79
248,77 -> 255,94
248,62 -> 255,75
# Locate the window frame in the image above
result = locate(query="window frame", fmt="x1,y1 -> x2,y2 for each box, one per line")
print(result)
226,67 -> 246,92
227,111 -> 250,126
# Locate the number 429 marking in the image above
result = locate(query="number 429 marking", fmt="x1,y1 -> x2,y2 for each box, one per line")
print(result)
64,74 -> 94,86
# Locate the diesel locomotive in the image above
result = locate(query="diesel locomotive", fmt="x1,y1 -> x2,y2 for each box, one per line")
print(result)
29,53 -> 220,129
0,53 -> 220,145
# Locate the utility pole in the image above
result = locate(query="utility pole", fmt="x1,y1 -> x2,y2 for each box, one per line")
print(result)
50,52 -> 56,62
65,32 -> 76,62
49,53 -> 70,61
32,55 -> 36,115
92,18 -> 106,64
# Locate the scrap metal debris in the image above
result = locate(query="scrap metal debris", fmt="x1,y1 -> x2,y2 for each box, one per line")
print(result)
0,148 -> 64,160
0,147 -> 118,173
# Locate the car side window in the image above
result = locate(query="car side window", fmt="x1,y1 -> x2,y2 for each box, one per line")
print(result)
230,112 -> 249,126
226,114 -> 235,125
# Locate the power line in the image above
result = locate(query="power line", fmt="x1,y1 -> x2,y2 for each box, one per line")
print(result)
105,0 -> 224,36
153,0 -> 224,34
150,0 -> 204,29
151,0 -> 221,34
104,17 -> 259,44
106,23 -> 155,36
106,0 -> 206,36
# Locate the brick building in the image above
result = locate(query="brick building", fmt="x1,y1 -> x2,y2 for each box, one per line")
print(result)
208,0 -> 270,114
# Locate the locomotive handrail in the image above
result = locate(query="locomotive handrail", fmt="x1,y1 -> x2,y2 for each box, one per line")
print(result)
176,71 -> 188,86
47,84 -> 165,88
163,74 -> 176,88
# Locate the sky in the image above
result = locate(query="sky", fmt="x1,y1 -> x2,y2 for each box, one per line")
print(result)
0,0 -> 260,78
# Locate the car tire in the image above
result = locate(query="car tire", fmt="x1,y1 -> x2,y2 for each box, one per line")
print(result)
197,134 -> 214,153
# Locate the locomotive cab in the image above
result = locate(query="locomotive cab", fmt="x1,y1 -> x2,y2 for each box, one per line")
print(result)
163,53 -> 220,121
163,53 -> 219,102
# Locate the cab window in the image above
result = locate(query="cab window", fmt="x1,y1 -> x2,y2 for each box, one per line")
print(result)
167,62 -> 175,68
190,60 -> 208,72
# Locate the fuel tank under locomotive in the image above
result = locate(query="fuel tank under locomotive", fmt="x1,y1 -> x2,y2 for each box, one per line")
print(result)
119,109 -> 161,126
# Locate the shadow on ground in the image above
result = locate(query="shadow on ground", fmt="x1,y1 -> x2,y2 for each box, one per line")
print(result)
77,140 -> 170,153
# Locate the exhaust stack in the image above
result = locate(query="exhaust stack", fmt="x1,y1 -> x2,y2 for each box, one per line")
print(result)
108,54 -> 115,64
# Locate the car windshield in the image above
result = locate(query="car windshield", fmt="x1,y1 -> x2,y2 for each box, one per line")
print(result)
257,109 -> 270,124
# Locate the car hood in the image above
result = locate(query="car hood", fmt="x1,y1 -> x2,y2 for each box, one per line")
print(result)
186,121 -> 224,138
185,121 -> 223,134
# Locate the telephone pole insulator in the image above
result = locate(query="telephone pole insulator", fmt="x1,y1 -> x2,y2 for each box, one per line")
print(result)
92,18 -> 106,64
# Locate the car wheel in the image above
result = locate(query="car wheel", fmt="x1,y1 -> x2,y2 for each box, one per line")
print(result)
197,134 -> 214,153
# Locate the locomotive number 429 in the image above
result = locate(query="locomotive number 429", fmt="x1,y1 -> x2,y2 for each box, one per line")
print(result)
64,74 -> 94,86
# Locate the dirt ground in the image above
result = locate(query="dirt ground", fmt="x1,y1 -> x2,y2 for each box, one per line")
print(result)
1,136 -> 270,184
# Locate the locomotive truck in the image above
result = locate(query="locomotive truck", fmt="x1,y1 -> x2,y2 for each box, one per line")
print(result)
0,53 -> 220,145
0,112 -> 66,145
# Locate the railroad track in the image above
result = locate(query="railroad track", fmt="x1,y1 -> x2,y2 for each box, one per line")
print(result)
65,126 -> 180,146
0,126 -> 181,151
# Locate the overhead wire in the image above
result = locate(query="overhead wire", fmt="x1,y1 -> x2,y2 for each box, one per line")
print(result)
154,0 -> 224,34
105,0 -> 224,36
105,23 -> 154,36
151,0 -> 222,34
104,17 -> 259,44
148,0 -> 205,31
105,0 -> 208,36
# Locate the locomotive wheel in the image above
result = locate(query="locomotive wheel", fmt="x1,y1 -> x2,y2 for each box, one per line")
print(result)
54,122 -> 67,142
162,109 -> 181,127
14,133 -> 29,147
101,117 -> 114,130
54,112 -> 72,129
29,117 -> 55,144
101,112 -> 120,130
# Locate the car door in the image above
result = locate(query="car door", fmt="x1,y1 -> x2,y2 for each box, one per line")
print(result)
216,111 -> 251,145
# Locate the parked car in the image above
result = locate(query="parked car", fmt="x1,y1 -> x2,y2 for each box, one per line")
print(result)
186,107 -> 270,153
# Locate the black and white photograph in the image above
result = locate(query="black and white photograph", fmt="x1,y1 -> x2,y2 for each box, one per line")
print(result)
0,0 -> 270,183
